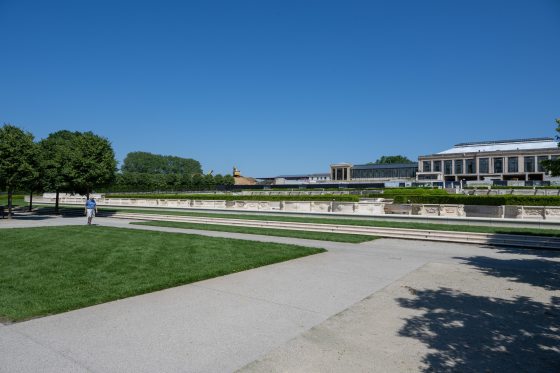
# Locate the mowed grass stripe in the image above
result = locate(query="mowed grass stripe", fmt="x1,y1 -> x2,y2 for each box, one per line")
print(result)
0,226 -> 324,322
37,204 -> 560,237
131,220 -> 377,243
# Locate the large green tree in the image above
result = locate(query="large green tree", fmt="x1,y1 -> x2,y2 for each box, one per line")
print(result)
40,131 -> 117,210
67,132 -> 117,197
543,118 -> 560,176
371,155 -> 414,164
0,124 -> 37,218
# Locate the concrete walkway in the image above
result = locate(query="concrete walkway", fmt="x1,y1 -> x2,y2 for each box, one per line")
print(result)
1,216 -> 558,372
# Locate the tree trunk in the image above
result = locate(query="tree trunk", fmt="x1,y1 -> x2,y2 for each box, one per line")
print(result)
55,190 -> 60,214
29,191 -> 33,212
7,189 -> 12,219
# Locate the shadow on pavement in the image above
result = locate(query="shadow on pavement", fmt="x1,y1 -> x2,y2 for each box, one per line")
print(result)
397,253 -> 560,372
397,288 -> 560,372
494,246 -> 560,259
457,256 -> 560,291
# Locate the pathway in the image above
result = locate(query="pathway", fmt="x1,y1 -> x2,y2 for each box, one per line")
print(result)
0,216 -> 558,372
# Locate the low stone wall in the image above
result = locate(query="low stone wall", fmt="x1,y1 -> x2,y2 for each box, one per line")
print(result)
504,205 -> 560,220
31,196 -> 386,216
29,195 -> 560,220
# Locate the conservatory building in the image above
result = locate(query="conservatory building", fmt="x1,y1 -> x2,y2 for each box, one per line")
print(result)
416,137 -> 560,182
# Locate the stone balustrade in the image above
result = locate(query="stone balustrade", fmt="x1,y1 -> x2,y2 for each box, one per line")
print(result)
26,195 -> 560,220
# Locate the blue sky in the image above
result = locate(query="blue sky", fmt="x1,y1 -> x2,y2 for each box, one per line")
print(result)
1,0 -> 559,177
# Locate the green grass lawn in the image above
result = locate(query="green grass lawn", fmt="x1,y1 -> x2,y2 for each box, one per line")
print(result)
132,220 -> 376,243
0,194 -> 26,207
0,226 -> 324,322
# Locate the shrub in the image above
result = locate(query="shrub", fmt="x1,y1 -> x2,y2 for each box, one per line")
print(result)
390,194 -> 560,206
366,188 -> 448,197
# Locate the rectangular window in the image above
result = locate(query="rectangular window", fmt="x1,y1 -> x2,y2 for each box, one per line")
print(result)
444,160 -> 453,175
494,158 -> 504,173
423,161 -> 431,172
508,157 -> 518,173
433,160 -> 442,172
524,156 -> 535,173
454,159 -> 463,174
465,159 -> 476,174
538,156 -> 549,172
479,158 -> 489,173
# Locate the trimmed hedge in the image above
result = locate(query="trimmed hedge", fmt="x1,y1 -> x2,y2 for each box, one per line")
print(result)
367,188 -> 449,197
391,194 -> 560,206
105,193 -> 360,202
464,186 -> 560,190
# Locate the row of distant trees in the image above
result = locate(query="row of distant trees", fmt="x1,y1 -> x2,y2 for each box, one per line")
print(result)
0,125 -> 117,217
107,172 -> 235,193
107,151 -> 235,192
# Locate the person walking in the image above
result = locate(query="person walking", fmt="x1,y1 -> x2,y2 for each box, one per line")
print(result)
85,197 -> 98,225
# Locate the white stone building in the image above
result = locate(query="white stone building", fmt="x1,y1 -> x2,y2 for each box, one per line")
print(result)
416,137 -> 560,183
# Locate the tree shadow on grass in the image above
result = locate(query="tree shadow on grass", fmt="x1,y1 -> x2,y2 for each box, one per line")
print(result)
397,289 -> 560,372
456,256 -> 560,291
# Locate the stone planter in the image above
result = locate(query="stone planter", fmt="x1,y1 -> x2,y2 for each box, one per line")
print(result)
331,202 -> 356,214
310,201 -> 331,213
439,204 -> 465,217
283,201 -> 312,212
385,204 -> 413,215
355,202 -> 384,215
464,205 -> 504,218
544,207 -> 560,220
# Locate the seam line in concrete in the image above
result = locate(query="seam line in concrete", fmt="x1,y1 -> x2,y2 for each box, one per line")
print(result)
189,283 -> 329,317
4,327 -> 97,373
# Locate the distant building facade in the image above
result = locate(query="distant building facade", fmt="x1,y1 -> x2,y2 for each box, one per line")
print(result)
330,163 -> 418,182
416,137 -> 560,183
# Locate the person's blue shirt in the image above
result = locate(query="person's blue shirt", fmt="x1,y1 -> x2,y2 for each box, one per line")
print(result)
86,199 -> 96,209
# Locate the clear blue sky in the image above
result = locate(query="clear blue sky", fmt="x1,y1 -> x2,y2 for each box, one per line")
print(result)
1,0 -> 559,177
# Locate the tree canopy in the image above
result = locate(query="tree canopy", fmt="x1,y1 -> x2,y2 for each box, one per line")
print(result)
40,131 -> 117,195
0,124 -> 37,218
67,132 -> 117,196
39,130 -> 77,195
371,155 -> 414,164
121,152 -> 202,175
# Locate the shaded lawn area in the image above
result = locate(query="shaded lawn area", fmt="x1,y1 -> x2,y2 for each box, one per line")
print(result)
0,195 -> 26,207
132,220 -> 377,243
93,207 -> 560,238
0,226 -> 324,322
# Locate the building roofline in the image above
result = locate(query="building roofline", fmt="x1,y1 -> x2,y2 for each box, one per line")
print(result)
453,137 -> 554,147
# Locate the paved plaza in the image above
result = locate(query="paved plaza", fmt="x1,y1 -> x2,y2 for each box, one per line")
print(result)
0,216 -> 559,372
